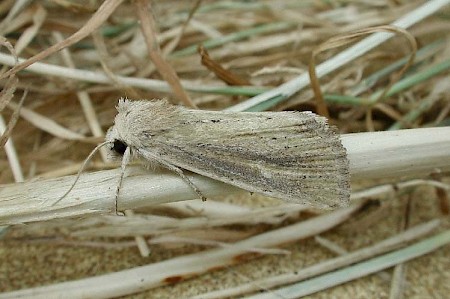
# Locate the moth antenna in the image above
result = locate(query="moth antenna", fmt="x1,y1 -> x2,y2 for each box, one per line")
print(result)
115,146 -> 131,215
51,141 -> 112,206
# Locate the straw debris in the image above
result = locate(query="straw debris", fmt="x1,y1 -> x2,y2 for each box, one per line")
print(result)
0,1 -> 449,298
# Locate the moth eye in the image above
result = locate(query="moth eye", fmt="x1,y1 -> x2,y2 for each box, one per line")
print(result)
112,139 -> 127,155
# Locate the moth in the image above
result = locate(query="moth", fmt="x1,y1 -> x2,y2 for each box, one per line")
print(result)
106,98 -> 350,210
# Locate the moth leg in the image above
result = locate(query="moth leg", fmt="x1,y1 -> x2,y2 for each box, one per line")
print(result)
137,149 -> 207,201
115,146 -> 131,215
162,162 -> 207,201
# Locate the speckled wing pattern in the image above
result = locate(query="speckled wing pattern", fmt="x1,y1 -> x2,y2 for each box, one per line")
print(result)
137,109 -> 350,209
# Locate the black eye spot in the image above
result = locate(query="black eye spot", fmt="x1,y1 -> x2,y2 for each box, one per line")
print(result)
112,139 -> 127,155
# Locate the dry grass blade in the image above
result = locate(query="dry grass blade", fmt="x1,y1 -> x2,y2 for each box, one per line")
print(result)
0,37 -> 22,183
0,37 -> 18,112
0,0 -> 33,34
91,31 -> 141,99
0,74 -> 17,112
243,230 -> 450,299
0,116 -> 23,182
70,204 -> 307,238
7,101 -> 87,141
1,128 -> 449,225
0,1 -> 449,298
134,0 -> 195,108
351,179 -> 450,201
227,0 -> 446,112
0,90 -> 27,147
309,25 -> 417,118
0,52 -> 228,94
53,31 -> 108,161
0,167 -> 239,225
13,4 -> 46,54
191,219 -> 440,299
0,0 -> 124,80
123,209 -> 151,257
162,0 -> 202,55
198,45 -> 251,86
388,195 -> 412,299
0,203 -> 363,298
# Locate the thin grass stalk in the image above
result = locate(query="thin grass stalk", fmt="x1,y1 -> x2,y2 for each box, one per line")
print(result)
190,219 -> 440,299
243,230 -> 450,299
0,203 -> 362,299
225,0 -> 450,112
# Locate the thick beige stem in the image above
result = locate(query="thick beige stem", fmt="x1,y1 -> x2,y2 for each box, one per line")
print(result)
0,127 -> 449,225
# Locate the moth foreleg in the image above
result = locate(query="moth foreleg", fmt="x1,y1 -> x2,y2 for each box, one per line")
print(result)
115,146 -> 131,215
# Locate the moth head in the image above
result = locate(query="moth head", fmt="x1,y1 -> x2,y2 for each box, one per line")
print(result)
106,98 -> 166,160
105,126 -> 129,160
105,98 -> 136,160
112,139 -> 127,155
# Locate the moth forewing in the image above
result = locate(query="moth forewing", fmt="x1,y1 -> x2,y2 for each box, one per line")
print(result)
106,99 -> 350,210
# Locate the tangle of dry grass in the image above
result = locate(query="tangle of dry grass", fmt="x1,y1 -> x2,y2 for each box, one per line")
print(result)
0,1 -> 450,298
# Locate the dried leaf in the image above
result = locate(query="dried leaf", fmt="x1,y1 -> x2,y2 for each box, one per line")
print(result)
198,45 -> 251,86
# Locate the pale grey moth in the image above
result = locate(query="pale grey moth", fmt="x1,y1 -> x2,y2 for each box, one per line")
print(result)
106,98 -> 350,209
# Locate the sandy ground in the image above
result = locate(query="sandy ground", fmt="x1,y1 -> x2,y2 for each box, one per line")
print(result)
1,186 -> 448,299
